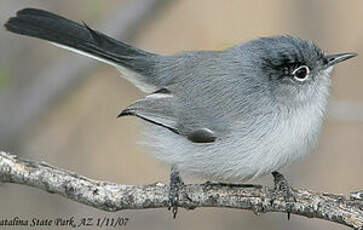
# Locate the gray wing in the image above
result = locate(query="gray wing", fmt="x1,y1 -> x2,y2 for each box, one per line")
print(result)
118,88 -> 217,143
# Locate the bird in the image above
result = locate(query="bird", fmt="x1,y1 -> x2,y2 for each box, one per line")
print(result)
4,8 -> 357,218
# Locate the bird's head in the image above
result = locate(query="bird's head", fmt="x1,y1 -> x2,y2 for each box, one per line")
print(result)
238,35 -> 357,110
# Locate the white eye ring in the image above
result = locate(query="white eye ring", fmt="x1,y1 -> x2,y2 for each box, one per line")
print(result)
292,65 -> 310,82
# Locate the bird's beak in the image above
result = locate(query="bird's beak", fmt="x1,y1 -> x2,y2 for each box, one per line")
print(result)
325,52 -> 357,68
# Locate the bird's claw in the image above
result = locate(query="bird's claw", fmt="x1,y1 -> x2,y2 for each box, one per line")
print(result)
168,168 -> 193,218
271,171 -> 296,220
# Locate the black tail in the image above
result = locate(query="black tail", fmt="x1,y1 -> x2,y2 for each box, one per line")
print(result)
4,8 -> 158,82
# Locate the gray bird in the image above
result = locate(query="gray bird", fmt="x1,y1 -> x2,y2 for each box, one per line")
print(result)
5,8 -> 357,218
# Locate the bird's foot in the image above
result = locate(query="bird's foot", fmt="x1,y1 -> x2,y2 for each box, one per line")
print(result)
271,171 -> 296,220
168,168 -> 193,218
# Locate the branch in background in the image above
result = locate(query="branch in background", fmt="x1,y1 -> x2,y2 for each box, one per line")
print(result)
0,0 -> 173,150
328,101 -> 363,122
0,151 -> 362,229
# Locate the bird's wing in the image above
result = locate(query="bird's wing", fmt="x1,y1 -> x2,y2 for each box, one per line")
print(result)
118,88 -> 217,143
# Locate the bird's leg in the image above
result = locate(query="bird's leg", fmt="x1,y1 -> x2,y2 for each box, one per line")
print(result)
271,171 -> 296,220
168,167 -> 193,218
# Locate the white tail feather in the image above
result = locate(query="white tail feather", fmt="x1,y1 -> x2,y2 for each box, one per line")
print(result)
50,42 -> 157,93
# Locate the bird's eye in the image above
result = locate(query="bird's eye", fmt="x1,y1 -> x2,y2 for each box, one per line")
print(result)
292,65 -> 310,82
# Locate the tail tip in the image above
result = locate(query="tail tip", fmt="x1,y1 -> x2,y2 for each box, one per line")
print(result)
15,8 -> 48,17
4,17 -> 16,31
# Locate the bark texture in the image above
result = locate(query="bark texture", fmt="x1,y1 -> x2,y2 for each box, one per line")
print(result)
0,151 -> 362,229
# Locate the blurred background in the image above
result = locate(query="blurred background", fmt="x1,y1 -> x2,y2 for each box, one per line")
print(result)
0,0 -> 362,229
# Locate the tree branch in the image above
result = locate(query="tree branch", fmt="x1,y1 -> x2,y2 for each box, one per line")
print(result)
0,151 -> 362,229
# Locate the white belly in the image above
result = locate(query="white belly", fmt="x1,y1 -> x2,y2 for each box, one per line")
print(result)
140,103 -> 324,182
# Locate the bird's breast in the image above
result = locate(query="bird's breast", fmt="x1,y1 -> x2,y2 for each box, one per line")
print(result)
248,103 -> 324,179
